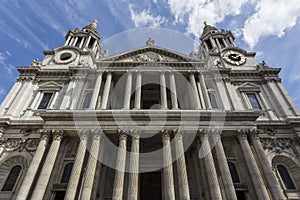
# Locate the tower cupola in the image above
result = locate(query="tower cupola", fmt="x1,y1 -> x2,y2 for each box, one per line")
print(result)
200,22 -> 236,54
63,20 -> 103,57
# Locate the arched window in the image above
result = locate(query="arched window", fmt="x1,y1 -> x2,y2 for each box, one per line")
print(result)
228,162 -> 240,183
82,92 -> 93,109
208,92 -> 218,109
277,164 -> 296,189
60,163 -> 73,183
2,165 -> 22,191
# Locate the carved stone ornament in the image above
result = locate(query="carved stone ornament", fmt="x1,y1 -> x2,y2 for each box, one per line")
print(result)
0,138 -> 40,152
260,138 -> 294,154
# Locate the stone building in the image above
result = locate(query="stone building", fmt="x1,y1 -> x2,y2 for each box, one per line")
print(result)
0,21 -> 299,200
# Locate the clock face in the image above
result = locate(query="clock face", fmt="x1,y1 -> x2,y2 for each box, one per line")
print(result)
222,50 -> 246,66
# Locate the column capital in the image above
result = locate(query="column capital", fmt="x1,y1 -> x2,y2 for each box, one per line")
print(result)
39,130 -> 51,142
173,129 -> 183,138
161,129 -> 171,140
130,129 -> 140,140
118,129 -> 128,140
91,129 -> 103,140
52,130 -> 64,140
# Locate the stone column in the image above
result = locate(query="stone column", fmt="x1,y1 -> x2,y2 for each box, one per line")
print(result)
89,72 -> 103,109
189,73 -> 201,109
174,130 -> 190,200
162,130 -> 175,200
0,128 -> 5,158
134,73 -> 142,109
16,131 -> 50,200
61,77 -> 76,109
160,72 -> 168,109
123,72 -> 132,109
113,131 -> 127,200
237,130 -> 270,200
64,36 -> 71,46
31,130 -> 63,200
212,130 -> 237,200
65,130 -> 89,200
0,80 -> 22,115
169,73 -> 178,109
127,132 -> 140,200
198,73 -> 211,109
81,130 -> 102,200
250,132 -> 285,200
198,130 -> 222,200
100,73 -> 112,109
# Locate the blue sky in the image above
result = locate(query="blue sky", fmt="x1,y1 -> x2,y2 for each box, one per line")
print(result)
0,0 -> 299,108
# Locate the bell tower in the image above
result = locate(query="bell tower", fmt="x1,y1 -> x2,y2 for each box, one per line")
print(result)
64,20 -> 103,58
199,22 -> 236,55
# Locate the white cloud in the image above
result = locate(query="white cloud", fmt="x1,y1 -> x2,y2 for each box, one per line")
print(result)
129,4 -> 167,27
242,0 -> 300,48
168,0 -> 248,37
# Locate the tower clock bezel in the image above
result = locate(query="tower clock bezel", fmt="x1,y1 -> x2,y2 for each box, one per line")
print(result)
222,50 -> 247,66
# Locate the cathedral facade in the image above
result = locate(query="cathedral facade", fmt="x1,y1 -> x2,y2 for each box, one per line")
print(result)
0,21 -> 299,200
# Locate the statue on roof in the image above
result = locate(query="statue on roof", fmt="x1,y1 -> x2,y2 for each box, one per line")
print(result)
146,37 -> 155,45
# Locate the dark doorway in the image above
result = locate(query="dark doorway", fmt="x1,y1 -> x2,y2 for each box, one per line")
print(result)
140,172 -> 162,200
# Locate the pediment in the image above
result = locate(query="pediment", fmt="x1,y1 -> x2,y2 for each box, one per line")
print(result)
101,45 -> 200,63
38,81 -> 64,91
237,82 -> 261,92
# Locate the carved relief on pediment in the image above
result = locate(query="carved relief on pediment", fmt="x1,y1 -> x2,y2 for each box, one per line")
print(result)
117,51 -> 181,63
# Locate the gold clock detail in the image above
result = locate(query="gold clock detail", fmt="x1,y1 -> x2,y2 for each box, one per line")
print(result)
222,50 -> 247,66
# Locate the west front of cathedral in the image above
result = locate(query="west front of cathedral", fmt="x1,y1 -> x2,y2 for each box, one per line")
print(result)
0,21 -> 299,200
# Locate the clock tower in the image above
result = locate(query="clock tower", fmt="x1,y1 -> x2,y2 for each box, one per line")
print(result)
199,22 -> 255,68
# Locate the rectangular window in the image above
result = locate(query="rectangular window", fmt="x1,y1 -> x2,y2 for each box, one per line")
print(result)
208,93 -> 218,109
38,93 -> 53,109
246,93 -> 261,109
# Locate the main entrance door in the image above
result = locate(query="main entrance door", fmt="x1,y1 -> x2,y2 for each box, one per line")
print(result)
140,172 -> 162,200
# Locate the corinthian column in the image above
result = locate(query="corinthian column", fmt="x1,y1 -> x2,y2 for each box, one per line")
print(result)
134,73 -> 142,109
198,130 -> 222,200
31,130 -> 63,200
113,131 -> 127,200
189,73 -> 201,109
81,130 -> 102,200
123,72 -> 132,109
169,73 -> 178,109
16,131 -> 50,200
127,132 -> 140,200
250,132 -> 285,200
65,130 -> 89,200
160,72 -> 168,109
174,130 -> 190,200
100,73 -> 112,109
212,130 -> 237,200
89,72 -> 103,109
237,130 -> 270,200
162,130 -> 175,200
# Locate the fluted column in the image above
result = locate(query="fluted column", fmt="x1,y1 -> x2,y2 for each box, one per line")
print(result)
65,130 -> 89,200
189,73 -> 201,109
113,131 -> 127,200
174,130 -> 190,200
237,130 -> 270,200
169,73 -> 178,109
31,130 -> 63,200
162,130 -> 175,200
89,72 -> 103,109
16,131 -> 50,200
134,73 -> 142,109
251,132 -> 286,200
100,73 -> 112,109
81,130 -> 102,200
127,133 -> 140,200
198,130 -> 222,200
160,72 -> 168,109
0,128 -> 5,158
123,72 -> 132,109
198,73 -> 211,109
213,130 -> 237,200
